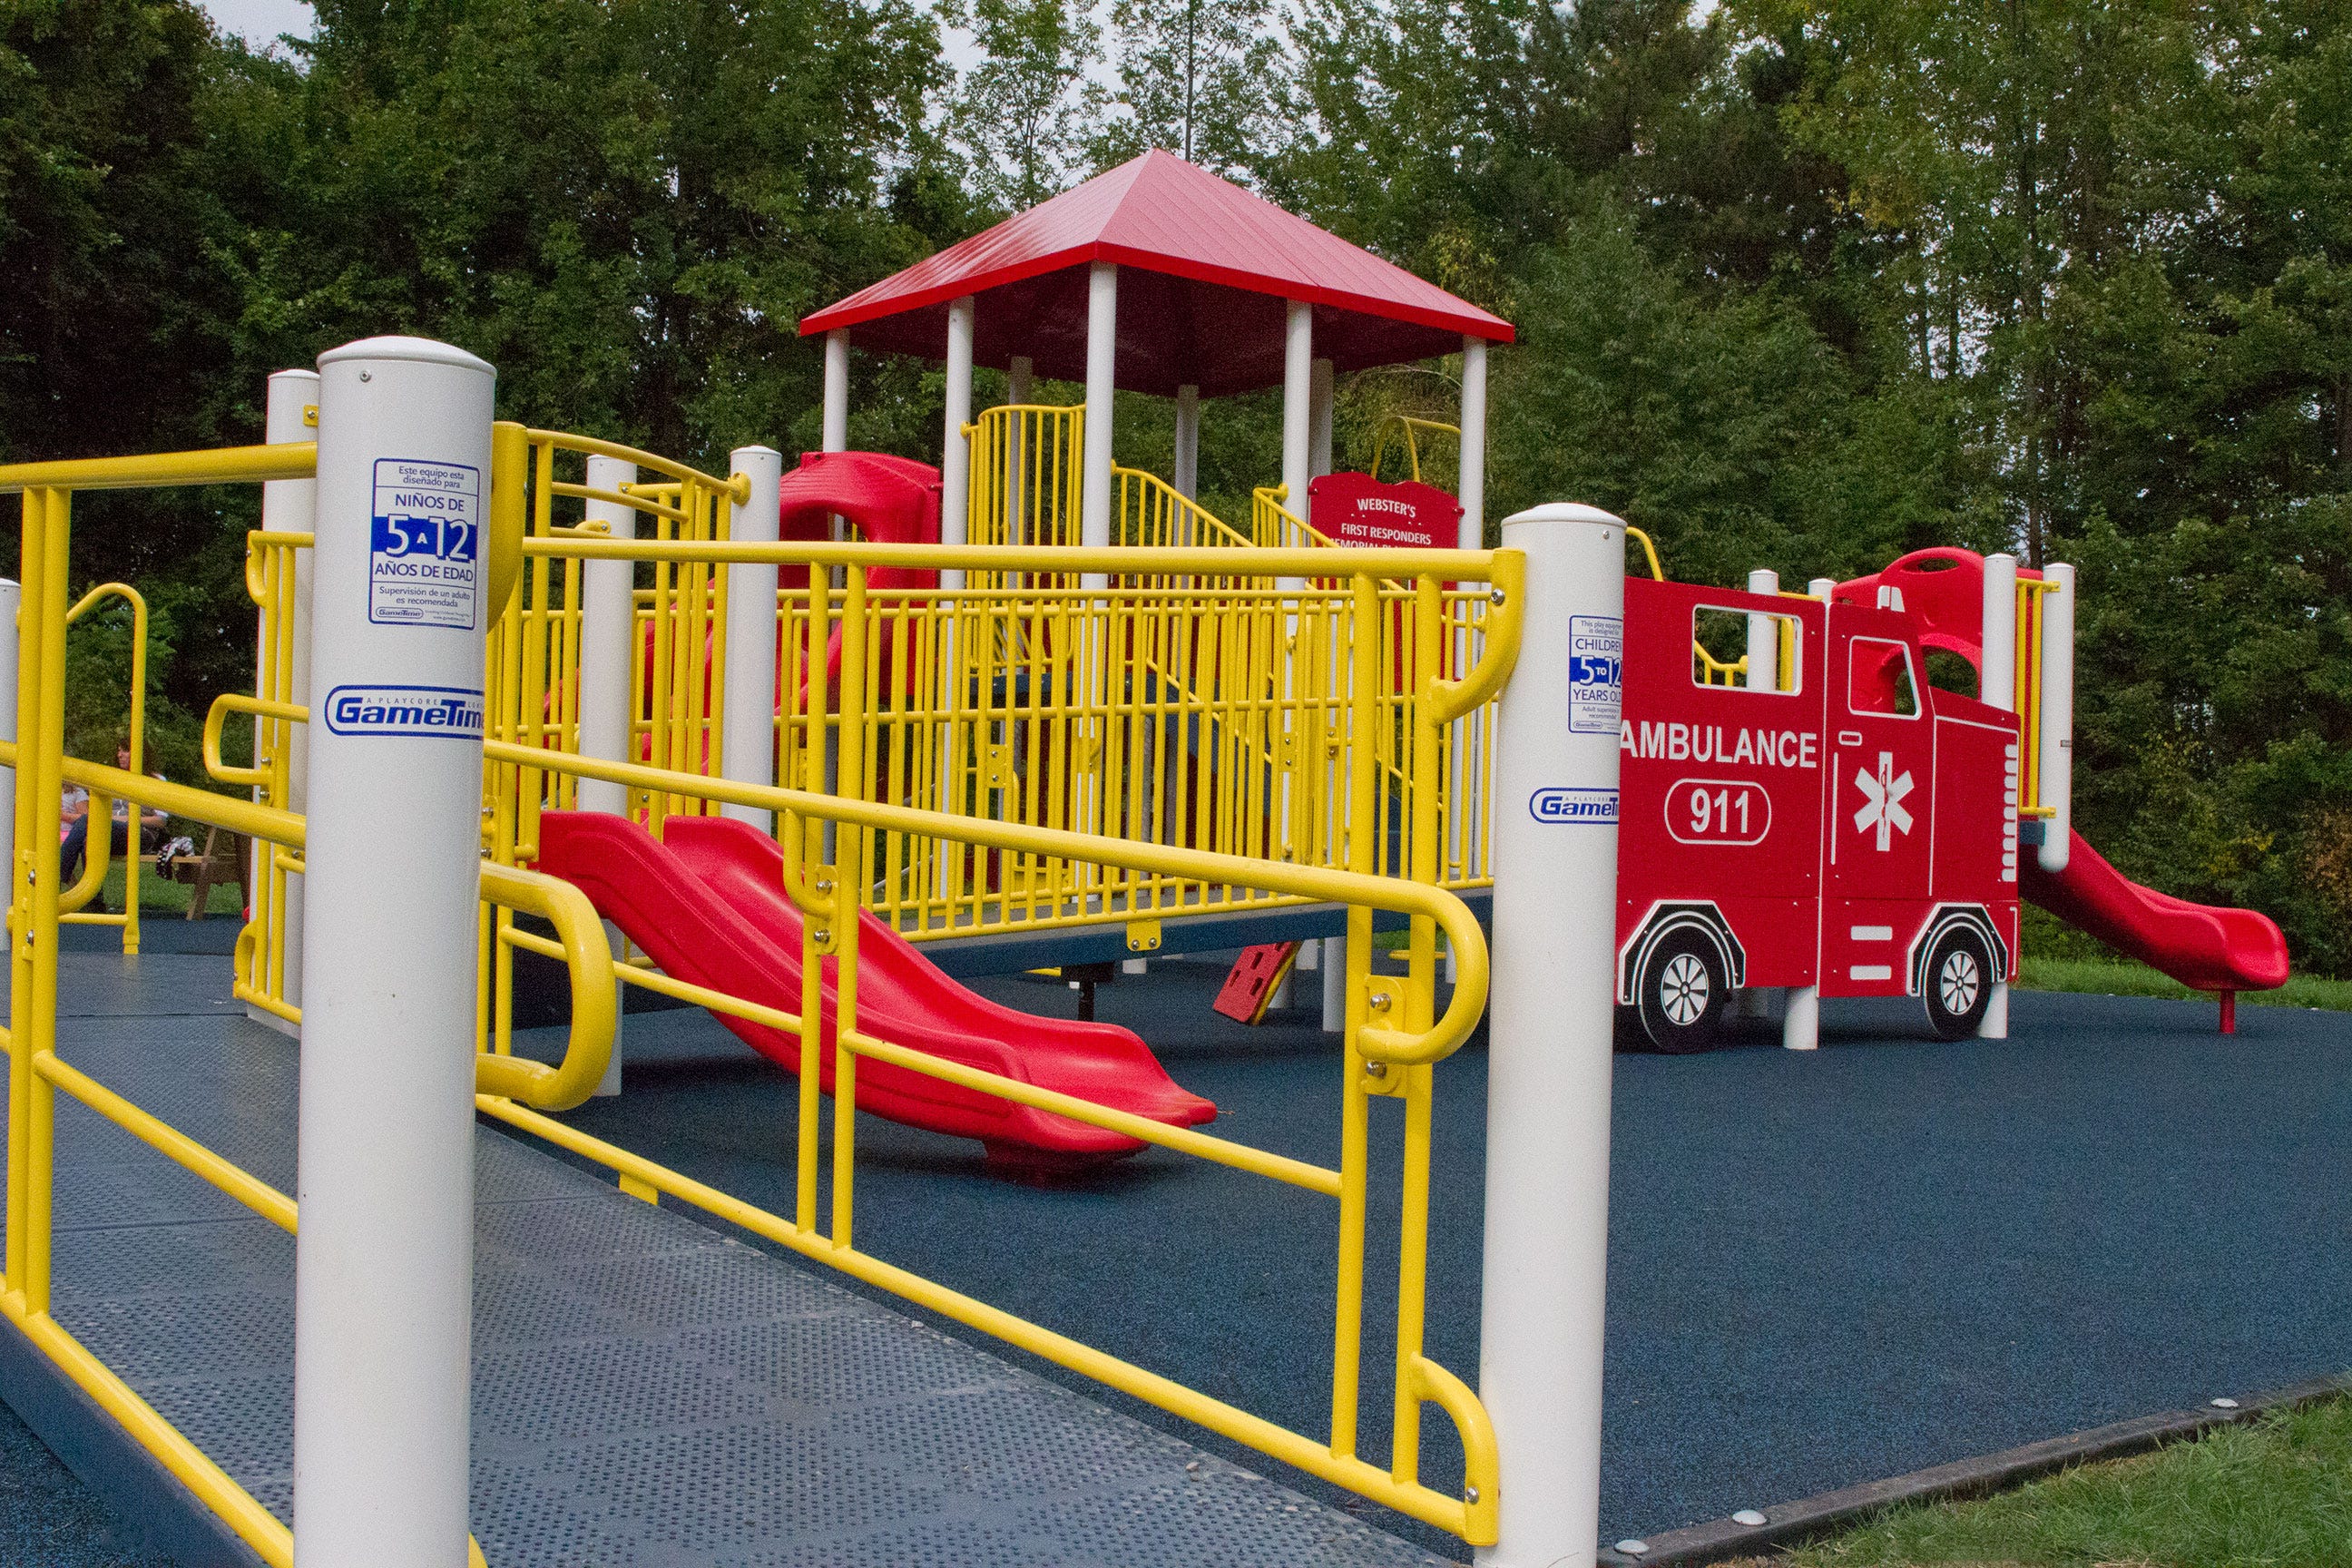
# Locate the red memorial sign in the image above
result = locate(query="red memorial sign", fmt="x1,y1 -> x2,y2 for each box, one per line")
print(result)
1307,471 -> 1462,551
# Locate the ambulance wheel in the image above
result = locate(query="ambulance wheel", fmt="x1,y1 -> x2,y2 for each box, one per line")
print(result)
1923,927 -> 1993,1040
1637,932 -> 1726,1054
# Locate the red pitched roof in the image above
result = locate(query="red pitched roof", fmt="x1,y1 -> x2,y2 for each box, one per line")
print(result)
798,152 -> 1514,398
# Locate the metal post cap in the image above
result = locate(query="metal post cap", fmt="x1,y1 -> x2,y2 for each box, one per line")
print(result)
1500,501 -> 1627,530
317,336 -> 495,376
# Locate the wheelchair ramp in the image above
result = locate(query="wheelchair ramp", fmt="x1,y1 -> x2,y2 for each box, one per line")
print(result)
5,951 -> 1455,1567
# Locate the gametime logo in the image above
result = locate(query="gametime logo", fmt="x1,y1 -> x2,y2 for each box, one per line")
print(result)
1531,786 -> 1619,825
323,683 -> 485,739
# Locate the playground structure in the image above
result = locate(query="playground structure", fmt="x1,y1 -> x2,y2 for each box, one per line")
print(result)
0,152 -> 2296,1568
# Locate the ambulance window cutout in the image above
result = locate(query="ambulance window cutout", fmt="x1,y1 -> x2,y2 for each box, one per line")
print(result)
1847,636 -> 1919,718
1691,607 -> 1803,694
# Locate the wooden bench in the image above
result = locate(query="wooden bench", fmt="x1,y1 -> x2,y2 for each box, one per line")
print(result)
165,825 -> 248,919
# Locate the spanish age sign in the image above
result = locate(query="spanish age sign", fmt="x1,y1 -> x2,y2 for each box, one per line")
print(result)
369,458 -> 481,631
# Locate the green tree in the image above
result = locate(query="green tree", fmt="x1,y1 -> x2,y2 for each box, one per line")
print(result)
1093,0 -> 1280,175
941,0 -> 1104,213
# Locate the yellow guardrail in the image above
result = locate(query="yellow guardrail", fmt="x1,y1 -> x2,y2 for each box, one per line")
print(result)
1368,415 -> 1460,485
52,426 -> 1518,1547
2015,575 -> 2057,818
0,448 -> 549,1568
476,736 -> 1502,1541
54,583 -> 149,952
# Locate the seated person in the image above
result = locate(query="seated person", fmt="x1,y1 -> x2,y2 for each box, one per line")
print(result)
61,744 -> 167,896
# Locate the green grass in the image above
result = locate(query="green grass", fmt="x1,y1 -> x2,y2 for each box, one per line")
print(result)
80,861 -> 245,919
2015,955 -> 2352,1014
1763,1396 -> 2352,1567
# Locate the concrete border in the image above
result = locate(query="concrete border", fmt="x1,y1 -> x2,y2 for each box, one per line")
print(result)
1599,1369 -> 2352,1565
0,1310 -> 268,1568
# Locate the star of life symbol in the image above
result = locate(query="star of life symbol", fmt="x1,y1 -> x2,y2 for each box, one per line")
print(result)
1853,750 -> 1915,850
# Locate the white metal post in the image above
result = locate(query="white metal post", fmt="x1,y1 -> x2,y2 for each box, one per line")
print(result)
1007,354 -> 1034,406
576,455 -> 637,818
1309,357 -> 1334,479
1478,503 -> 1623,1568
1978,552 -> 2019,1039
822,328 -> 850,544
2035,562 -> 2074,874
821,330 -> 849,453
1172,384 -> 1200,500
1459,337 -> 1488,550
295,336 -> 493,1568
261,369 -> 318,1025
1081,262 -> 1119,590
1786,573 -> 1835,1052
1980,554 -> 2018,712
1746,568 -> 1779,690
1279,301 -> 1312,589
721,446 -> 784,830
941,296 -> 975,593
575,455 -> 637,1097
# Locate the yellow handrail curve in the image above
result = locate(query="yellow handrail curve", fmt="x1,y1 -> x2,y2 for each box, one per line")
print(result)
473,862 -> 617,1112
56,583 -> 147,948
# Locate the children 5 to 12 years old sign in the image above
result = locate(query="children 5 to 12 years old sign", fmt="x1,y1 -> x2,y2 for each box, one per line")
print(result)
369,456 -> 481,631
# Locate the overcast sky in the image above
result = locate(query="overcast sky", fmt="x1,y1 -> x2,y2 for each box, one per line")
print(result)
197,0 -> 313,47
194,0 -> 986,71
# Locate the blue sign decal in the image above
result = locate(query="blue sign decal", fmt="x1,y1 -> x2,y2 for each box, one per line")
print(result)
369,457 -> 482,630
1568,614 -> 1623,735
1531,786 -> 1619,825
323,684 -> 485,740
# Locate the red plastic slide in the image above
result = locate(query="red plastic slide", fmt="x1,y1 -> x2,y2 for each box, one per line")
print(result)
2022,830 -> 2289,994
531,810 -> 1215,1163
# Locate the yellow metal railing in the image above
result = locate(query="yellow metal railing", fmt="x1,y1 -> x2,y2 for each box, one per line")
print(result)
2014,575 -> 2056,818
178,418 -> 1523,1544
1,444 -> 580,1568
55,583 -> 148,952
475,718 -> 1507,1541
1368,415 -> 1460,485
1252,484 -> 1338,552
965,402 -> 1084,552
479,531 -> 1511,945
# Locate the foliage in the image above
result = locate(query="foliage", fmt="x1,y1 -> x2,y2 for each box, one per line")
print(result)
1093,0 -> 1281,176
5,0 -> 2350,973
940,0 -> 1104,214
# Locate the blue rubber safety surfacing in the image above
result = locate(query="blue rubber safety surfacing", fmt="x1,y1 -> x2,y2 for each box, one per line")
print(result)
0,955 -> 1457,1568
517,959 -> 2352,1548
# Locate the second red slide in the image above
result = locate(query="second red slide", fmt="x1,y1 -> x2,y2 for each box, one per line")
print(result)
2023,830 -> 2289,995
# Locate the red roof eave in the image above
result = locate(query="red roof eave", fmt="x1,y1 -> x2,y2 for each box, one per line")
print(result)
798,240 -> 1515,346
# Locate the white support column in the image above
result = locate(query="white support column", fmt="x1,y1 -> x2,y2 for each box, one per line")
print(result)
1784,572 -> 1836,1052
296,336 -> 493,1568
2036,562 -> 2075,874
1745,568 -> 1780,691
1172,384 -> 1200,500
1459,336 -> 1488,550
1081,262 -> 1119,591
1980,554 -> 2018,712
1979,552 -> 2019,1040
822,328 -> 850,544
822,330 -> 849,453
1007,354 -> 1034,406
1479,503 -> 1623,1568
1279,301 -> 1313,588
262,369 -> 318,1023
721,446 -> 784,831
940,296 -> 975,593
1309,357 -> 1335,480
576,456 -> 637,818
